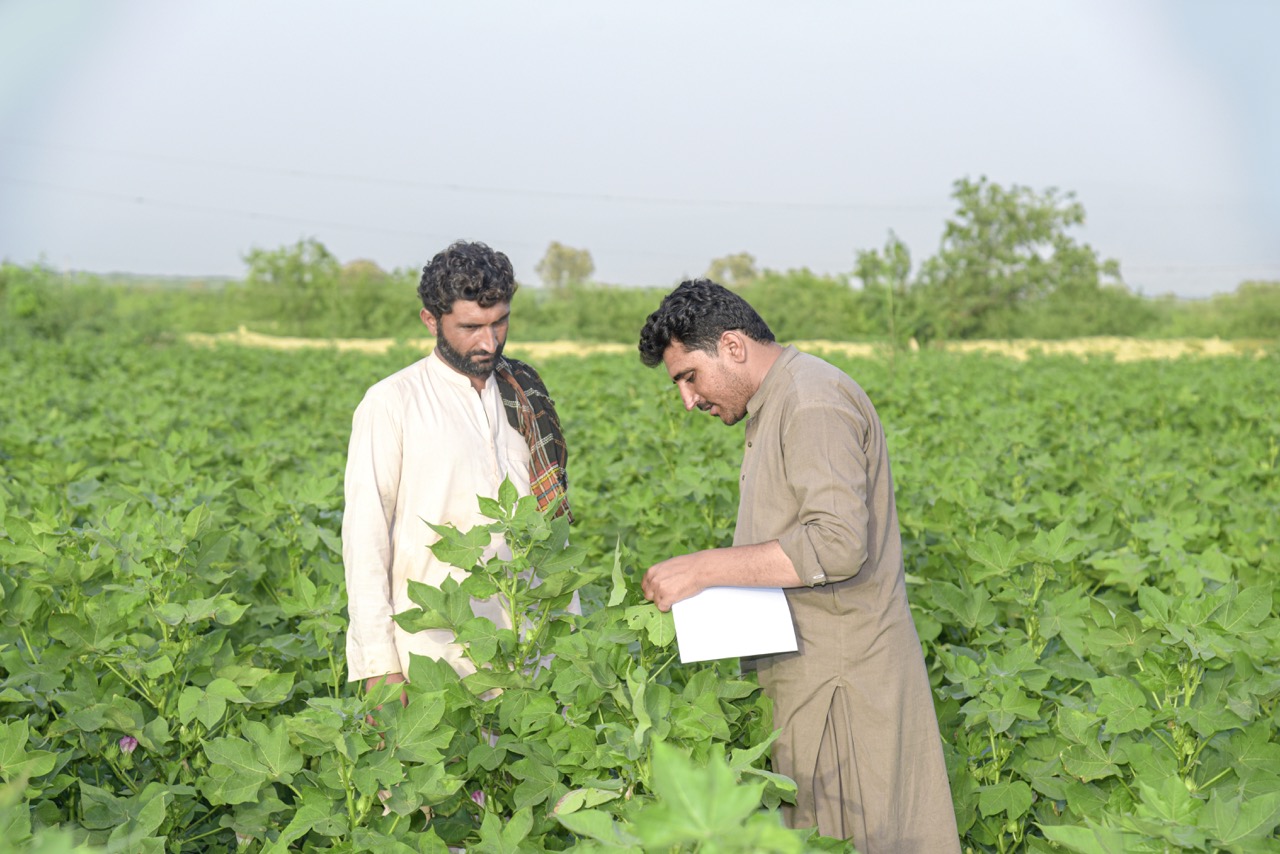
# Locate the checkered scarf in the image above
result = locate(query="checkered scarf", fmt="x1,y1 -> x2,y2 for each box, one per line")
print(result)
494,356 -> 572,522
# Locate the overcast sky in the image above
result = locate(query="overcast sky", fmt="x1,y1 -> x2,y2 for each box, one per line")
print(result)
1,0 -> 1277,298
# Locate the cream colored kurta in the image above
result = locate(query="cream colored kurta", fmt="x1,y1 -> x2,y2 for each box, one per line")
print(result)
737,347 -> 960,853
342,350 -> 532,683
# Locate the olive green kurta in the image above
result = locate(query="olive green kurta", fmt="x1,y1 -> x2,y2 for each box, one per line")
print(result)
736,347 -> 960,853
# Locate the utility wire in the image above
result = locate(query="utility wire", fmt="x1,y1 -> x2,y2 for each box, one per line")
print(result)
0,136 -> 945,213
0,174 -> 698,262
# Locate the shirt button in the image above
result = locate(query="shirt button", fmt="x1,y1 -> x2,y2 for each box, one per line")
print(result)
747,441 -> 752,448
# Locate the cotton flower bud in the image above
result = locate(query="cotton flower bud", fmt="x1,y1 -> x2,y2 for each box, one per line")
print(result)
118,736 -> 138,755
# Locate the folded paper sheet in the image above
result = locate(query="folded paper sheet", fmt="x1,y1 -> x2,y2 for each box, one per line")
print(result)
671,586 -> 798,663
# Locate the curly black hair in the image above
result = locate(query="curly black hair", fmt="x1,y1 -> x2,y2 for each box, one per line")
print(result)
637,278 -> 775,367
417,241 -> 518,317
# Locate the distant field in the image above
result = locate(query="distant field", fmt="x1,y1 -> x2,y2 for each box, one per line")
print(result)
185,327 -> 1271,361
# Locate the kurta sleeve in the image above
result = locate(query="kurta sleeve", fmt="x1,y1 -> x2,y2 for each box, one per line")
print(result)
775,400 -> 872,586
342,390 -> 405,682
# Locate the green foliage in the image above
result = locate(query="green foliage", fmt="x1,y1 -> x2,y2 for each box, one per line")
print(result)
238,239 -> 419,337
854,231 -> 921,348
0,335 -> 824,851
511,285 -> 663,344
5,332 -> 1279,851
737,269 -> 873,342
6,200 -> 1278,343
881,349 -> 1280,853
535,242 -> 596,293
705,252 -> 760,289
1151,280 -> 1280,340
0,262 -> 167,344
913,176 -> 1124,340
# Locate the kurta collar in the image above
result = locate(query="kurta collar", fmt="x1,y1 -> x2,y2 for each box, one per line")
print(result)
426,348 -> 495,392
746,345 -> 800,419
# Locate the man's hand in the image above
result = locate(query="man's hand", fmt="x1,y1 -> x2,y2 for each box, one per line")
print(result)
643,541 -> 805,612
364,672 -> 409,710
643,552 -> 711,612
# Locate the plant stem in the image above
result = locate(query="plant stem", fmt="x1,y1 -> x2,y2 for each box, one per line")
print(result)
648,652 -> 678,684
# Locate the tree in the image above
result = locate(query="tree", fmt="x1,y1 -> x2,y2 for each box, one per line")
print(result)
705,252 -> 759,288
854,231 -> 918,347
915,177 -> 1120,340
241,238 -> 342,333
535,242 -> 594,293
243,237 -> 340,294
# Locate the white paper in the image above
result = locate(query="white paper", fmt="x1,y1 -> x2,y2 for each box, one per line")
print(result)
671,586 -> 798,663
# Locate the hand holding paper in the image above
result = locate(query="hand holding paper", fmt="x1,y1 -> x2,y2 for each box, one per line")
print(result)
671,586 -> 798,663
641,542 -> 802,664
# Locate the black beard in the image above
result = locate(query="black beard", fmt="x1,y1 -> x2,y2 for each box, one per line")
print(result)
434,333 -> 503,379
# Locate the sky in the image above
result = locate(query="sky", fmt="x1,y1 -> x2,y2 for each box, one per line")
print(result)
1,0 -> 1277,299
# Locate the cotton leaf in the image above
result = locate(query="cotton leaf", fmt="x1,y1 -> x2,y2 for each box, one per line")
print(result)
978,780 -> 1033,819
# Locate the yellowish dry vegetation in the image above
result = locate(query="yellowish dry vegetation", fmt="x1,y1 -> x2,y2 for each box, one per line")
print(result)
185,327 -> 1268,361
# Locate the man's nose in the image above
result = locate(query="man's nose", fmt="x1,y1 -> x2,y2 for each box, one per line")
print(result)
679,385 -> 699,411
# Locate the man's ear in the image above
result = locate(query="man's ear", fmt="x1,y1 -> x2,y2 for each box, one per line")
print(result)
720,330 -> 749,363
421,308 -> 438,336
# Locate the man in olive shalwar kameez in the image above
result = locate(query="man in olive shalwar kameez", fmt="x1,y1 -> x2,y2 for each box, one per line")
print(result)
638,280 -> 960,853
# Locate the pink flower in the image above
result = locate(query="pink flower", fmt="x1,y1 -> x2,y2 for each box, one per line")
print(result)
119,736 -> 138,754
470,790 -> 486,808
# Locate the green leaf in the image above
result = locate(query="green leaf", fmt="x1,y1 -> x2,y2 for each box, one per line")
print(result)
1134,775 -> 1201,826
204,677 -> 251,705
477,496 -> 504,520
203,737 -> 267,778
965,531 -> 1023,580
1056,706 -> 1101,744
1206,790 -> 1280,846
628,741 -> 764,847
78,780 -> 128,830
392,694 -> 451,763
551,787 -> 620,816
1180,668 -> 1250,737
978,780 -> 1033,819
1061,738 -> 1123,782
513,775 -> 561,811
0,720 -> 57,782
555,809 -> 640,846
243,673 -> 295,706
47,613 -> 117,652
498,477 -> 519,511
1091,677 -> 1153,735
425,521 -> 492,571
455,617 -> 501,664
266,787 -> 348,850
201,763 -> 267,806
1024,522 -> 1085,565
623,605 -> 675,647
1210,584 -> 1272,634
1038,822 -> 1146,854
931,579 -> 997,629
607,542 -> 628,607
242,720 -> 303,782
105,790 -> 168,850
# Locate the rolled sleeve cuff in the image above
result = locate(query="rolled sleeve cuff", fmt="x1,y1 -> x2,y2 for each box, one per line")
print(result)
778,527 -> 828,587
345,632 -> 402,683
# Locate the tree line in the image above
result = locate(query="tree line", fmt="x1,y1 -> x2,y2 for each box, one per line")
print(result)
3,177 -> 1277,344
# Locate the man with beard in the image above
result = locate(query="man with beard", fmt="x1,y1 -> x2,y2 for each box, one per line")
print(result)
342,240 -> 571,696
637,280 -> 959,853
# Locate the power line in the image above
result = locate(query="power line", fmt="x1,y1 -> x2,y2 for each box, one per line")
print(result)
0,174 -> 697,263
0,136 -> 945,213
0,174 -> 448,239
